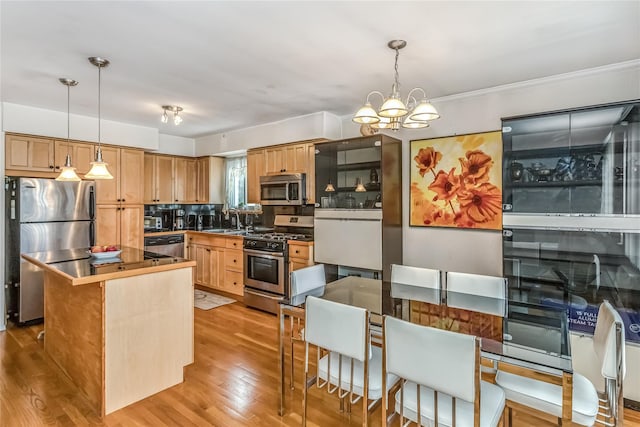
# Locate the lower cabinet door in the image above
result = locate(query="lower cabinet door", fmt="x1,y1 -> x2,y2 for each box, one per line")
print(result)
96,205 -> 121,246
224,269 -> 244,296
119,205 -> 143,249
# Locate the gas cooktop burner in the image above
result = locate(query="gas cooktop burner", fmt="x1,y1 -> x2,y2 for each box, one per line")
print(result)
256,232 -> 310,241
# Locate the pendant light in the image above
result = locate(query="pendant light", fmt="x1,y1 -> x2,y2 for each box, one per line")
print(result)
85,56 -> 114,180
56,78 -> 81,181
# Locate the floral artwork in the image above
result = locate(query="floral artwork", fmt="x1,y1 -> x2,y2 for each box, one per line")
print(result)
410,131 -> 502,230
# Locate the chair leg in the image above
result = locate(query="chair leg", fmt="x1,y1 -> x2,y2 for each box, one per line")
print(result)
289,316 -> 294,390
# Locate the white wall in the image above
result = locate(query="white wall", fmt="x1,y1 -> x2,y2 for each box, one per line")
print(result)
2,102 -> 159,150
155,134 -> 195,157
195,111 -> 342,156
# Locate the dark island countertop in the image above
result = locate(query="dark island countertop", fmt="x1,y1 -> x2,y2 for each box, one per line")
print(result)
21,246 -> 195,286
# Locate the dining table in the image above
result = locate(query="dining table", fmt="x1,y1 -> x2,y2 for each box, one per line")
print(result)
278,274 -> 574,425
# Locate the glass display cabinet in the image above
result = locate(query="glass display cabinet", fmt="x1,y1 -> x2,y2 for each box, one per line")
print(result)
502,101 -> 639,215
502,100 -> 640,344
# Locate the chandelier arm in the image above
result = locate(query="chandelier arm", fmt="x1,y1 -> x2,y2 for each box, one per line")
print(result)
365,90 -> 385,105
405,87 -> 427,105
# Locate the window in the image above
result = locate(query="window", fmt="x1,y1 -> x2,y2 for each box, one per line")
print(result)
225,156 -> 247,208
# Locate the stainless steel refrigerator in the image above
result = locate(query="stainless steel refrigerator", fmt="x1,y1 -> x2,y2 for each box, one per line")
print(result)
5,177 -> 95,324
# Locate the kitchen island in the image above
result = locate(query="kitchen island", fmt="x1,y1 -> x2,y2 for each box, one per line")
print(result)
21,247 -> 196,417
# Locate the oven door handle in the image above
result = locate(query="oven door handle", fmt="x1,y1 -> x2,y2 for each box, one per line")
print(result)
243,248 -> 285,259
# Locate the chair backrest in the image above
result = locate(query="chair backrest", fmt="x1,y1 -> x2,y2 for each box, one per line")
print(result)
391,264 -> 440,290
384,315 -> 478,402
305,296 -> 368,362
593,300 -> 626,380
446,271 -> 507,298
291,264 -> 326,296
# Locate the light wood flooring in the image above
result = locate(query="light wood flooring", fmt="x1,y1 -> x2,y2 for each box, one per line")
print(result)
1,298 -> 639,426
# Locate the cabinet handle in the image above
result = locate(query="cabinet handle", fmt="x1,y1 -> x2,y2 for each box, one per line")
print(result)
122,207 -> 125,211
295,250 -> 300,254
49,165 -> 54,169
55,166 -> 60,170
175,199 -> 178,202
122,199 -> 125,202
233,282 -> 237,285
206,249 -> 211,252
233,259 -> 236,263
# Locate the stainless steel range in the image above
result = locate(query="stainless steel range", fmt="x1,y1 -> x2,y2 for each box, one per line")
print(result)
243,215 -> 313,314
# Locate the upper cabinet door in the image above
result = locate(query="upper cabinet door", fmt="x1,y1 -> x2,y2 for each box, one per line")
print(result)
143,154 -> 156,203
94,146 -> 120,204
155,156 -> 175,204
6,134 -> 55,172
247,150 -> 265,204
119,149 -> 144,204
265,147 -> 285,175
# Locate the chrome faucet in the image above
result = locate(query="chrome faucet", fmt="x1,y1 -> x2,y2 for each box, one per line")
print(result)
235,211 -> 242,230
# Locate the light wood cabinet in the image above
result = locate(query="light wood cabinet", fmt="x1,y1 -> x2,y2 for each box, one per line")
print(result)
247,150 -> 265,204
248,141 -> 318,204
288,241 -> 314,273
145,154 -> 223,204
6,134 -> 55,172
174,157 -> 197,203
95,204 -> 143,249
194,156 -> 225,204
54,140 -> 95,175
144,154 -> 175,203
186,233 -> 244,296
95,147 -> 144,205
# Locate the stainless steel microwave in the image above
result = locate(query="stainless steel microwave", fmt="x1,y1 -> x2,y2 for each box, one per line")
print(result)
260,173 -> 306,205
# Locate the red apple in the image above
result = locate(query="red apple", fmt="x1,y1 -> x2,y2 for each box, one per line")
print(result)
106,245 -> 118,252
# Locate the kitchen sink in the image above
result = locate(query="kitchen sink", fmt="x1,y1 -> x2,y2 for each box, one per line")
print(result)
202,229 -> 246,235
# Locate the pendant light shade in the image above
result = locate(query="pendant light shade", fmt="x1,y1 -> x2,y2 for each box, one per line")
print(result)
85,56 -> 113,180
56,78 -> 81,182
324,180 -> 336,192
354,178 -> 367,192
353,103 -> 380,124
409,99 -> 440,122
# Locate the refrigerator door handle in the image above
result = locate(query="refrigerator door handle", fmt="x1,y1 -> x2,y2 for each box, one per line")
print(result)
89,186 -> 96,220
89,221 -> 96,246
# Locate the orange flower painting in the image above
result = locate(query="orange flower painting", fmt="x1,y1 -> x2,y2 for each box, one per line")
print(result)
410,131 -> 502,230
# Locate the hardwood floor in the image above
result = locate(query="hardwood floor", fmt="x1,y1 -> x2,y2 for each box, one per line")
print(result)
1,300 -> 639,426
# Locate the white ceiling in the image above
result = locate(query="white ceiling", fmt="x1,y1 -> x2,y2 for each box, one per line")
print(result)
1,1 -> 639,139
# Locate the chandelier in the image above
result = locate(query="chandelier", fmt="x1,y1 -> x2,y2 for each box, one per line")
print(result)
161,105 -> 183,125
353,40 -> 440,131
55,78 -> 81,181
85,56 -> 114,180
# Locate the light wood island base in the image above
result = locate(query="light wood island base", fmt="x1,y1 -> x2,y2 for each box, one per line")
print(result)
39,262 -> 194,416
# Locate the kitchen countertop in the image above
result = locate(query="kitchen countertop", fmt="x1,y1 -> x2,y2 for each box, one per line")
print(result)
21,246 -> 195,286
144,229 -> 247,237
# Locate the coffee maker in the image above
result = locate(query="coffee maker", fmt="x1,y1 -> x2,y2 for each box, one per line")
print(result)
174,209 -> 185,230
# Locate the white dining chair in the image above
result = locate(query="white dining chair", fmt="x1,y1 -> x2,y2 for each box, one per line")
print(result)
303,296 -> 399,426
593,300 -> 626,426
495,300 -> 625,426
445,271 -> 507,298
289,264 -> 326,388
383,315 -> 505,426
389,265 -> 441,326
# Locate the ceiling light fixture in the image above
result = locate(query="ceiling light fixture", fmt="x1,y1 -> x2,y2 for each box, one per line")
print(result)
354,177 -> 367,192
85,56 -> 114,180
324,180 -> 336,192
56,78 -> 81,182
161,105 -> 183,126
353,40 -> 440,131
